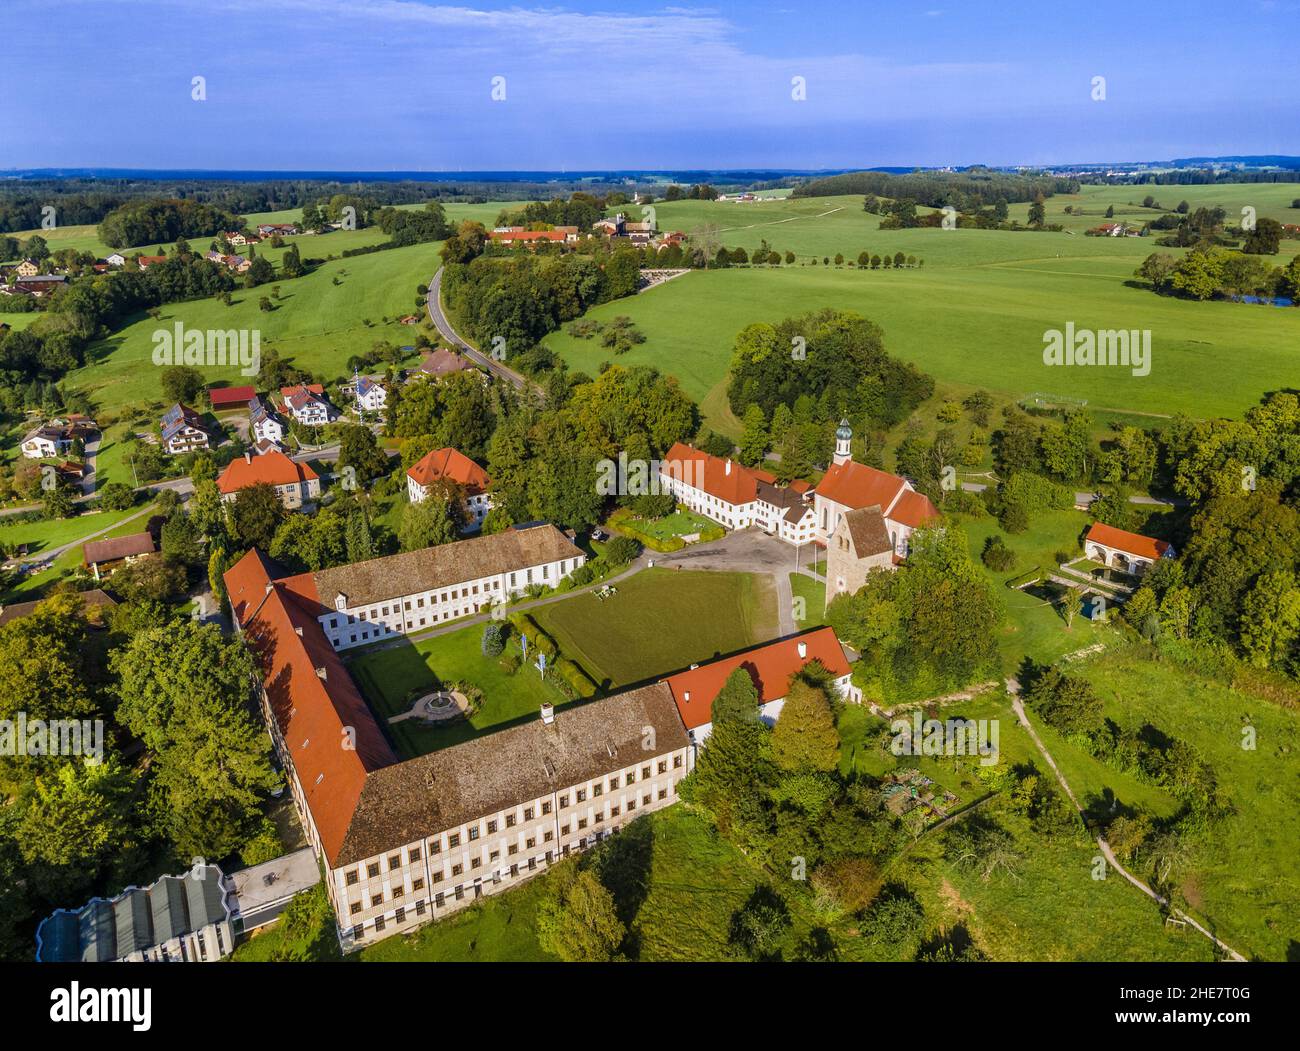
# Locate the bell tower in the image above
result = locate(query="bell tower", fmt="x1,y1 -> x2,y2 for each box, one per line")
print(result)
833,418 -> 852,466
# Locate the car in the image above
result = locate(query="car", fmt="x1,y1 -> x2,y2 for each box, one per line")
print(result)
591,528 -> 607,541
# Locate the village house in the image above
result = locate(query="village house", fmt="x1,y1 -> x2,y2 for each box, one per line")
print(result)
488,229 -> 570,248
662,627 -> 859,753
407,348 -> 476,382
0,588 -> 116,629
205,250 -> 252,273
280,383 -> 336,427
36,864 -> 234,963
348,376 -> 387,414
2,275 -> 67,298
1084,522 -> 1175,576
105,253 -> 126,267
249,395 -> 286,444
161,402 -> 214,454
257,223 -> 300,237
82,531 -> 156,579
20,415 -> 96,458
217,449 -> 320,509
223,547 -> 687,950
222,231 -> 260,247
136,254 -> 168,270
14,258 -> 40,277
406,446 -> 492,528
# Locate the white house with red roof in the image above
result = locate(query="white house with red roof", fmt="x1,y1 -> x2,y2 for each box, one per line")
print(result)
1084,522 -> 1174,576
406,446 -> 493,528
812,420 -> 939,558
218,449 -> 320,508
662,627 -> 859,752
280,383 -> 336,427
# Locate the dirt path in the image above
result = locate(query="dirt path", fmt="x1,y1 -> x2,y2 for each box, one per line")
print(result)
1006,679 -> 1246,962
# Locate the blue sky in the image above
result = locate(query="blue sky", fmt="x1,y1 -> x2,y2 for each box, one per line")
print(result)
4,0 -> 1297,171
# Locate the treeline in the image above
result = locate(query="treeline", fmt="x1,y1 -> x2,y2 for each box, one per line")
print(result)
495,193 -> 611,231
793,168 -> 1078,209
0,250 -> 236,384
1089,168 -> 1300,186
1136,246 -> 1300,301
440,248 -> 642,371
727,308 -> 934,435
97,199 -> 244,249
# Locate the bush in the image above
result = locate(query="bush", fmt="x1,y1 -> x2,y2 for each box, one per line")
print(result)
568,562 -> 596,587
604,535 -> 640,566
999,501 -> 1029,534
498,652 -> 521,675
981,535 -> 1017,571
481,621 -> 507,657
555,657 -> 597,698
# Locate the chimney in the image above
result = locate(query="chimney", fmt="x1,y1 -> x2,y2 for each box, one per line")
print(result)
264,582 -> 274,595
725,460 -> 732,476
294,625 -> 304,636
245,450 -> 252,464
540,702 -> 555,725
797,641 -> 807,659
683,691 -> 691,703
315,666 -> 327,680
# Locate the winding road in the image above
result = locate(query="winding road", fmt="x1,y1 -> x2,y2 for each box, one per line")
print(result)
426,266 -> 543,399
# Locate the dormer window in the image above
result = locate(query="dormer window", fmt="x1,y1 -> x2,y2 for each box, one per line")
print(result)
335,593 -> 348,611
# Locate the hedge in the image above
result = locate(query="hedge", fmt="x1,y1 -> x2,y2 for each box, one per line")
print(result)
555,658 -> 598,698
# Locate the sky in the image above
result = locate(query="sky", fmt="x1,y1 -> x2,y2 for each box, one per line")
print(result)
3,0 -> 1298,171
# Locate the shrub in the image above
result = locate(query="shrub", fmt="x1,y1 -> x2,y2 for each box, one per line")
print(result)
498,652 -> 521,676
481,621 -> 507,657
568,562 -> 596,587
555,658 -> 597,698
604,535 -> 640,566
999,501 -> 1029,534
981,535 -> 1017,571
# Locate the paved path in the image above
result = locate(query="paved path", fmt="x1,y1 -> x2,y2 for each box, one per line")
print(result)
426,267 -> 543,398
1006,678 -> 1246,962
29,500 -> 159,567
80,433 -> 100,497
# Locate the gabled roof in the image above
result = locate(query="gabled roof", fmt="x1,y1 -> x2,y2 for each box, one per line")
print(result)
662,627 -> 852,731
281,384 -> 328,411
160,402 -> 209,440
815,460 -> 906,513
416,348 -> 475,377
83,532 -> 155,566
1085,522 -> 1172,560
406,446 -> 490,494
217,450 -> 318,494
208,385 -> 256,408
661,441 -> 758,506
889,488 -> 939,529
223,549 -> 397,867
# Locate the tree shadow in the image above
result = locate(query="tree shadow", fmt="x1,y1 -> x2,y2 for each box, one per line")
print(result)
590,816 -> 654,960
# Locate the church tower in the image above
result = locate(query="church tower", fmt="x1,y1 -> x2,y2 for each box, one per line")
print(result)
833,418 -> 853,466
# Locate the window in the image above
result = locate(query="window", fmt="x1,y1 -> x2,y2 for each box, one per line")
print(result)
468,826 -> 480,841
395,907 -> 406,923
409,847 -> 421,862
371,894 -> 383,907
471,857 -> 482,870
389,854 -> 401,870
412,878 -> 424,891
415,900 -> 426,916
352,924 -> 364,941
673,755 -> 683,769
505,814 -> 516,828
524,806 -> 535,820
486,820 -> 497,834
393,885 -> 405,898
429,838 -> 441,854
543,830 -> 553,842
578,818 -> 587,830
611,806 -> 620,817
643,794 -> 652,806
346,870 -> 359,886
592,783 -> 603,797
435,892 -> 445,908
526,837 -> 536,849
594,812 -> 604,824
541,801 -> 552,815
350,902 -> 362,915
367,863 -> 380,878
609,776 -> 620,789
626,770 -> 636,784
508,843 -> 518,856
642,766 -> 651,779
576,789 -> 586,802
374,916 -> 386,932
489,850 -> 500,862
561,824 -> 570,836
658,788 -> 668,800
627,798 -> 637,811
558,795 -> 569,808
448,833 -> 460,848
432,869 -> 444,883
452,863 -> 463,876
658,761 -> 668,774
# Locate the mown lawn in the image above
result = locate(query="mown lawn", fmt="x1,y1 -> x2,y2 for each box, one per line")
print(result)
789,571 -> 826,629
347,621 -> 572,758
532,566 -> 777,689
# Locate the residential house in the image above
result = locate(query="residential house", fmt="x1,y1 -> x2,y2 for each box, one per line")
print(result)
218,449 -> 320,509
663,627 -> 859,751
223,546 -> 687,950
406,446 -> 492,528
350,376 -> 388,414
1084,522 -> 1174,576
280,384 -> 336,427
136,254 -> 168,270
204,250 -> 252,273
223,231 -> 259,247
0,588 -> 116,629
20,415 -> 96,458
82,532 -> 156,579
14,259 -> 40,277
257,223 -> 300,237
105,253 -> 127,267
161,403 -> 214,454
208,384 -> 257,412
408,348 -> 476,382
824,505 -> 894,607
489,229 -> 569,248
36,864 -> 234,963
249,395 -> 286,444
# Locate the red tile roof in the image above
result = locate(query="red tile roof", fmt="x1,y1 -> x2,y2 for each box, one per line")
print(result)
1085,522 -> 1171,561
815,460 -> 906,512
889,488 -> 939,529
218,450 -> 318,495
223,550 -> 396,867
490,230 -> 567,242
662,441 -> 758,506
662,627 -> 851,731
406,446 -> 490,494
208,385 -> 257,408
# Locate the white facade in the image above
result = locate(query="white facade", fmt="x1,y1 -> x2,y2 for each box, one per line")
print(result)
321,553 -> 585,650
689,670 -> 859,745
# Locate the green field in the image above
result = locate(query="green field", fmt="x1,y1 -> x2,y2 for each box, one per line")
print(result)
347,619 -> 572,757
532,566 -> 777,689
789,571 -> 827,629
